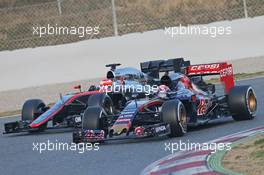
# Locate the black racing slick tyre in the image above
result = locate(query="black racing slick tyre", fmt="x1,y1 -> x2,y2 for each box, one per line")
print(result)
161,100 -> 187,137
22,99 -> 45,121
228,86 -> 257,121
87,93 -> 113,115
82,107 -> 103,130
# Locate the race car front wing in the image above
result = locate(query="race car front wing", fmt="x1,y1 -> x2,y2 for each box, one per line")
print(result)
73,123 -> 171,143
4,120 -> 36,134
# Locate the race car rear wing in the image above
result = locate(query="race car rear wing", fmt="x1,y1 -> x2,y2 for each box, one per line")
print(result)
141,58 -> 190,78
141,58 -> 234,94
187,62 -> 234,94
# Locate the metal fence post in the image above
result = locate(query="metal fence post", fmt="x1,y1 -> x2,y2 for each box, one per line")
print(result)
243,0 -> 248,18
111,0 -> 118,36
57,0 -> 62,15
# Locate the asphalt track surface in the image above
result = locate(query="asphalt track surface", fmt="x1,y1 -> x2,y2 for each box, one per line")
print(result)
1,77 -> 263,175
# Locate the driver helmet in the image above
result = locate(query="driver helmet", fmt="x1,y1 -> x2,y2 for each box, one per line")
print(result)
172,73 -> 193,90
180,76 -> 193,90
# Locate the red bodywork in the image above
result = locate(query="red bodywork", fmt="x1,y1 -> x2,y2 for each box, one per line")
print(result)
187,62 -> 235,94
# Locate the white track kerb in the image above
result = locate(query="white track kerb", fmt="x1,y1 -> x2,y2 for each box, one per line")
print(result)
141,126 -> 264,175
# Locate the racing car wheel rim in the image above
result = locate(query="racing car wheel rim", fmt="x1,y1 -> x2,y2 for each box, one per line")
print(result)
248,89 -> 257,113
179,103 -> 187,133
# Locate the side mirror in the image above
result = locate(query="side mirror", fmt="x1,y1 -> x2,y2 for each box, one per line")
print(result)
73,85 -> 82,92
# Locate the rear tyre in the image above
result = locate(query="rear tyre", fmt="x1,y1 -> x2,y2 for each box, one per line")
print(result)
22,99 -> 45,121
228,86 -> 257,121
162,100 -> 187,137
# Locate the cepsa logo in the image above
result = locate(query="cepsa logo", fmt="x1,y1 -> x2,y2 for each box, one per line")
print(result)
190,64 -> 220,71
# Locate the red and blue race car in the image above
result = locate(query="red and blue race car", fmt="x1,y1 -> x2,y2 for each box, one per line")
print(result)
73,58 -> 258,143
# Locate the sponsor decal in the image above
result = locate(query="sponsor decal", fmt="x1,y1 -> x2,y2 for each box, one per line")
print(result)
220,66 -> 233,77
155,125 -> 167,133
197,99 -> 207,116
74,116 -> 82,123
190,64 -> 220,71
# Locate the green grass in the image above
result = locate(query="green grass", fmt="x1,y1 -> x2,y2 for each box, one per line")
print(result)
0,102 -> 55,117
254,138 -> 264,145
251,150 -> 264,158
251,136 -> 264,159
234,71 -> 264,79
207,71 -> 264,84
0,109 -> 21,117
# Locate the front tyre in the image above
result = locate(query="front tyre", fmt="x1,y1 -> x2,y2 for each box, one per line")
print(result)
162,100 -> 187,137
87,93 -> 113,115
228,86 -> 257,121
22,99 -> 46,121
82,107 -> 108,141
82,107 -> 103,130
22,99 -> 47,132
